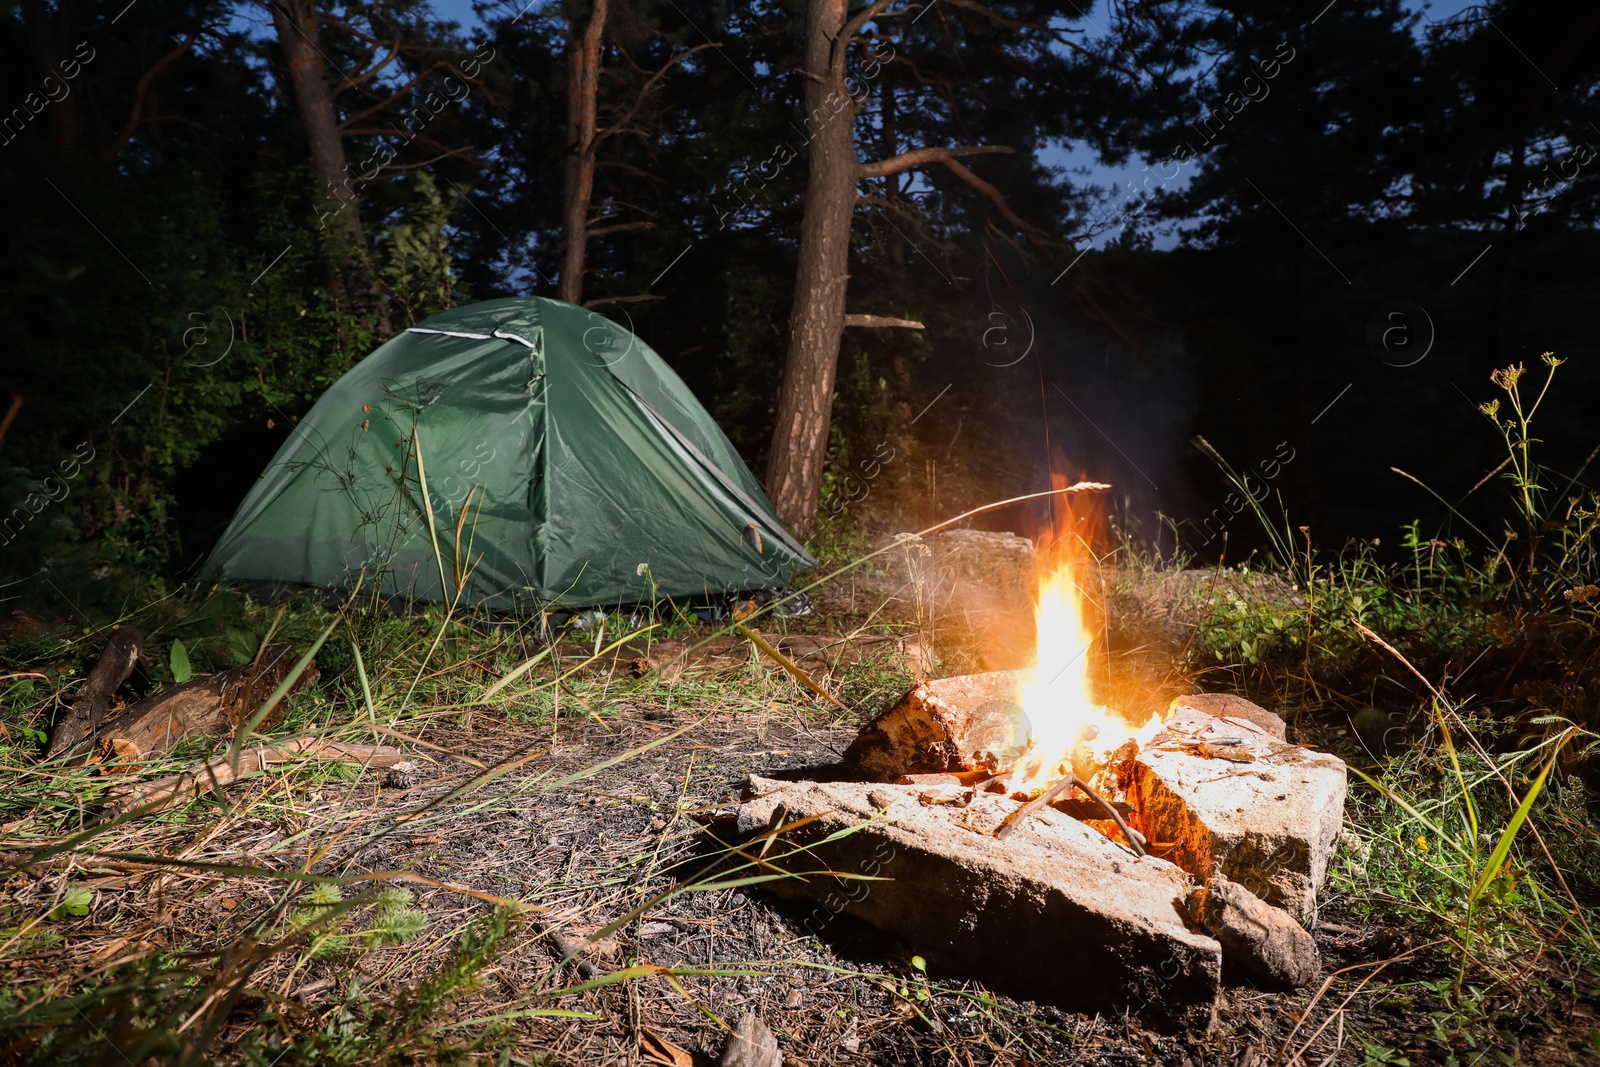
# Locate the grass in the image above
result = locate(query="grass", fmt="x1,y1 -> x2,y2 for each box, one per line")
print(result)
3,359 -> 1600,1062
1160,356 -> 1600,1061
0,550 -> 930,1065
5,544 -> 1599,1063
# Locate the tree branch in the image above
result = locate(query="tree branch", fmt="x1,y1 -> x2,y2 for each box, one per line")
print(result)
314,11 -> 386,47
939,154 -> 1062,245
337,61 -> 456,129
338,129 -> 488,168
590,41 -> 720,157
105,31 -> 198,167
349,45 -> 403,89
834,0 -> 912,76
844,314 -> 924,329
583,293 -> 666,307
587,220 -> 657,236
857,144 -> 1011,180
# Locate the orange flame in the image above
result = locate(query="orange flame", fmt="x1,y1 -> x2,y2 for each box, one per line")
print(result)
1010,465 -> 1158,793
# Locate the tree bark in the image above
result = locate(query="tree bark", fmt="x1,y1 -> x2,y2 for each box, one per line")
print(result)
765,0 -> 858,538
44,626 -> 143,759
271,0 -> 388,337
91,646 -> 317,763
559,0 -> 609,305
108,738 -> 407,815
272,0 -> 356,234
21,0 -> 81,153
843,314 -> 923,329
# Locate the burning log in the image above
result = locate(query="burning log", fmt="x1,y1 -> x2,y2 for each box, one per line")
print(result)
846,666 -> 1159,853
846,671 -> 1346,906
845,670 -> 1027,781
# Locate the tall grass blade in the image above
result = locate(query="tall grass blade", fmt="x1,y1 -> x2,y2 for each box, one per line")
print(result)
1468,727 -> 1575,904
736,623 -> 847,710
226,607 -> 346,769
410,424 -> 452,602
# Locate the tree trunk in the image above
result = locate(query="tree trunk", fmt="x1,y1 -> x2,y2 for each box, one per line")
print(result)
879,73 -> 914,428
765,0 -> 858,538
271,0 -> 389,338
21,0 -> 80,153
272,0 -> 355,233
559,0 -> 609,306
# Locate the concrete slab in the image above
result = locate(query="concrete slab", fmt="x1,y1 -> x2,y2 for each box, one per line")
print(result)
737,775 -> 1221,1034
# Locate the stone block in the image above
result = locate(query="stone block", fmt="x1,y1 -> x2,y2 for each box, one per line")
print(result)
889,531 -> 1037,670
843,670 -> 1026,781
1197,873 -> 1320,990
1167,693 -> 1286,740
1133,706 -> 1345,924
737,776 -> 1220,1034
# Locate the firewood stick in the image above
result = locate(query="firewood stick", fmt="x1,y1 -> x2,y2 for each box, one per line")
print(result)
1074,775 -> 1148,857
994,772 -> 1147,857
993,775 -> 1077,840
107,738 -> 409,815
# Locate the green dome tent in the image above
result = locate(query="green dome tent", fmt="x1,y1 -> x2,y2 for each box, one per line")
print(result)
203,297 -> 814,610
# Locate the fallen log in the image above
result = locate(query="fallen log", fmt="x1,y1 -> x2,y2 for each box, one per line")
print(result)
45,626 -> 144,759
92,645 -> 317,764
107,738 -> 411,815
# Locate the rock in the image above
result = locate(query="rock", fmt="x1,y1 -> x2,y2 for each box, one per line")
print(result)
737,775 -> 1221,1034
719,1012 -> 783,1067
889,530 -> 1037,671
843,670 -> 1026,780
1197,874 -> 1320,990
921,529 -> 1037,602
1167,693 -> 1286,740
1133,706 -> 1346,924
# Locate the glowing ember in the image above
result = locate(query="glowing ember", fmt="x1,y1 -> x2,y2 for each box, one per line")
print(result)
1009,550 -> 1159,794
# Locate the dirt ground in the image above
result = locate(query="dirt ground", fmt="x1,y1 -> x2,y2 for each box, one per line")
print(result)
4,573 -> 1598,1064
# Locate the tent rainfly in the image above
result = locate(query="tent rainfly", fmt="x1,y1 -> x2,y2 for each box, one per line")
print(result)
203,297 -> 814,609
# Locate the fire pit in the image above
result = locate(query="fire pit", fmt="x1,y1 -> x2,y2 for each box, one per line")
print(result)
736,541 -> 1346,1032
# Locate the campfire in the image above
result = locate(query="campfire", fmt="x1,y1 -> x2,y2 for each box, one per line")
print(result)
738,493 -> 1350,1033
847,495 -> 1173,852
971,553 -> 1162,848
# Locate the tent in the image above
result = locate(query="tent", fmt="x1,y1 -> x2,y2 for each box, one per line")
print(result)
203,297 -> 814,609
